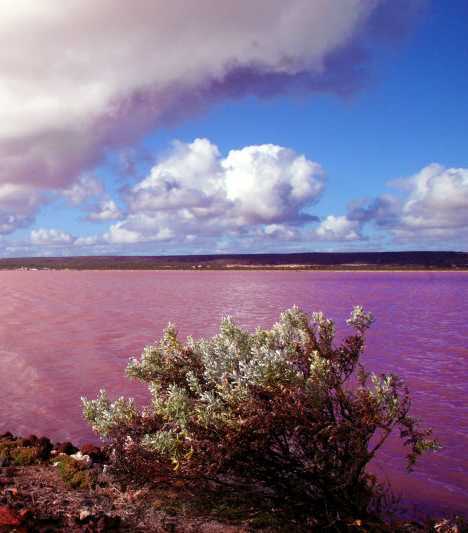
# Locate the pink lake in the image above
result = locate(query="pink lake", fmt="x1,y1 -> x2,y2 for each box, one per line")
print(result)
0,270 -> 466,516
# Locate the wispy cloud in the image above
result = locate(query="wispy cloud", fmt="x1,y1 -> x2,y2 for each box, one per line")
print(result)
30,228 -> 75,246
0,183 -> 45,235
86,199 -> 123,222
62,176 -> 104,206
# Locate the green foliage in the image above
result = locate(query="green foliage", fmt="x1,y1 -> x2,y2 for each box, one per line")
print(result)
0,434 -> 52,466
82,305 -> 439,520
0,442 -> 39,466
54,455 -> 94,490
11,446 -> 41,466
81,389 -> 139,438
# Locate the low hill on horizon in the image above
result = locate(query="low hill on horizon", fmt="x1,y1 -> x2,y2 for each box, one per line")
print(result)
0,251 -> 467,270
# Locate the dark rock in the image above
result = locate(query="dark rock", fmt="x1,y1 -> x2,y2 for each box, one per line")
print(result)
96,514 -> 121,531
21,434 -> 38,447
3,467 -> 16,477
54,442 -> 78,455
76,511 -> 121,531
37,437 -> 53,460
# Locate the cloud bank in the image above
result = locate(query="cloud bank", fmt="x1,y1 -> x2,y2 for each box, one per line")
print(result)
19,142 -> 467,255
0,0 -> 422,196
4,155 -> 464,256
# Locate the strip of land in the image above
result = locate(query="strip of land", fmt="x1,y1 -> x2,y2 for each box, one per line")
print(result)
1,432 -> 464,531
0,251 -> 466,271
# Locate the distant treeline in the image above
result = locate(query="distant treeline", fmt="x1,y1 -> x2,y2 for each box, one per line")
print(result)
0,251 -> 467,270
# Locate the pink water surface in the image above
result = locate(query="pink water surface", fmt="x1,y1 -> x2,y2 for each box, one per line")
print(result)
0,270 -> 466,515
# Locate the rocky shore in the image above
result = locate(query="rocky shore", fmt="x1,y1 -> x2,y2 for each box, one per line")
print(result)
0,432 -> 246,532
0,432 -> 466,532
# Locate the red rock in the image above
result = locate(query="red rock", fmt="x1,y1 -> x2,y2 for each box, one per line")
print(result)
80,443 -> 105,462
0,505 -> 21,527
18,508 -> 32,520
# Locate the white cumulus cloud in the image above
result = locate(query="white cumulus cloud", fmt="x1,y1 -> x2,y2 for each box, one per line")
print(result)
399,164 -> 468,233
109,138 -> 325,244
348,163 -> 468,244
222,144 -> 324,224
313,215 -> 363,241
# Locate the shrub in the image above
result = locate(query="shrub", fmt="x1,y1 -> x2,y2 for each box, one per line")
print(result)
0,434 -> 52,466
82,306 -> 439,521
11,446 -> 41,466
54,455 -> 95,490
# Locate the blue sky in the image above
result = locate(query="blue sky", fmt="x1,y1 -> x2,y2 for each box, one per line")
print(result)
1,1 -> 468,256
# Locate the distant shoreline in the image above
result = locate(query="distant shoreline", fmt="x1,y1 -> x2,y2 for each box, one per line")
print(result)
0,251 -> 466,272
2,266 -> 468,273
